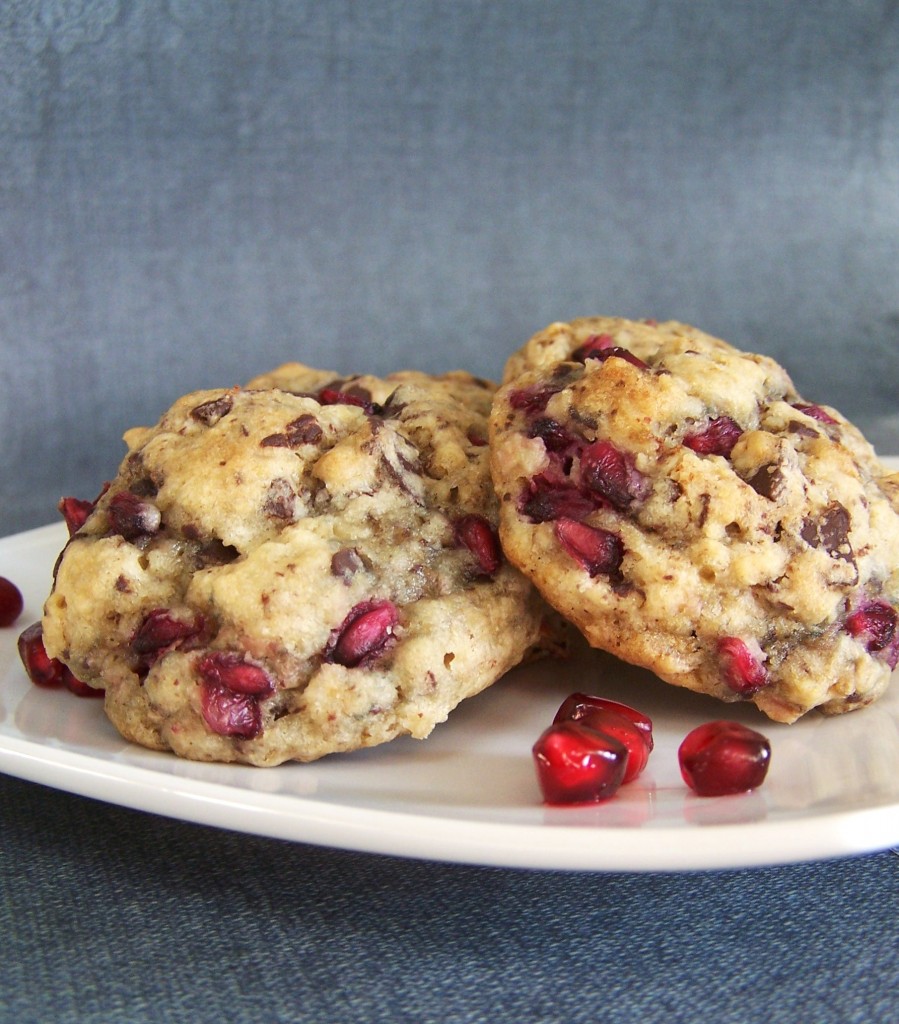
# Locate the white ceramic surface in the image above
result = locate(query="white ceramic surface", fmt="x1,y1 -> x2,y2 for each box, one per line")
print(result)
1,510 -> 897,873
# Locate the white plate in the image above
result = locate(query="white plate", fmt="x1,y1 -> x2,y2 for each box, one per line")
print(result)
1,516 -> 898,873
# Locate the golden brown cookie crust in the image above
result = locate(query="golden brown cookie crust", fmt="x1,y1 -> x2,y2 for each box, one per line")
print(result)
44,365 -> 554,764
490,318 -> 899,723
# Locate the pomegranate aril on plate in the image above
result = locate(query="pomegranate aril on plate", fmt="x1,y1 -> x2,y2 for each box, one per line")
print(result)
533,720 -> 628,805
18,622 -> 65,687
0,576 -> 24,627
678,720 -> 771,797
554,693 -> 654,751
17,621 -> 101,696
553,693 -> 652,784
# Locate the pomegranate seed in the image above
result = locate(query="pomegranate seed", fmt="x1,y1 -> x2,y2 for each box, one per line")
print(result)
678,720 -> 771,797
197,652 -> 275,696
18,622 -> 65,687
58,496 -> 95,535
527,417 -> 578,452
520,476 -> 597,523
792,402 -> 837,425
846,601 -> 899,667
132,609 -> 204,661
17,622 -> 101,696
108,491 -> 161,541
579,440 -> 646,509
579,345 -> 649,370
61,672 -> 103,698
571,333 -> 615,361
554,518 -> 624,578
508,384 -> 562,415
554,693 -> 654,751
317,388 -> 378,415
532,720 -> 628,804
200,683 -> 263,739
0,576 -> 24,627
454,515 -> 501,576
683,416 -> 743,457
717,636 -> 769,695
326,600 -> 399,667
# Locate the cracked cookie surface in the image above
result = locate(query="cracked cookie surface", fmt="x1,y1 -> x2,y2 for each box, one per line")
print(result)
43,365 -> 555,764
490,317 -> 899,722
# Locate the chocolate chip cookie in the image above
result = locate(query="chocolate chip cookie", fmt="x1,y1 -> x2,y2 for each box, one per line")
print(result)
490,317 -> 899,722
43,366 -> 557,764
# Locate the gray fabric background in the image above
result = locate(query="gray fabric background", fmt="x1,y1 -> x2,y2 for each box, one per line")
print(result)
1,4 -> 898,1023
1,0 -> 898,534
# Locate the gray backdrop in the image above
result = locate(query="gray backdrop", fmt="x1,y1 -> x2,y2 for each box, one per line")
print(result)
2,0 -> 899,535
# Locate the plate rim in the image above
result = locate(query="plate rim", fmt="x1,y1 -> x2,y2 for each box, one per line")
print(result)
3,477 -> 899,873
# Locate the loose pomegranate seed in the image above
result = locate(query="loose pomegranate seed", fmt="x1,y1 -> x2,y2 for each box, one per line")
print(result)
0,576 -> 24,627
108,491 -> 162,541
717,636 -> 770,695
200,683 -> 263,739
61,672 -> 103,698
132,609 -> 205,660
579,440 -> 647,509
454,515 -> 501,576
554,518 -> 624,578
554,693 -> 654,751
197,652 -> 276,696
792,402 -> 837,425
846,601 -> 899,667
683,416 -> 743,457
678,720 -> 771,796
58,496 -> 95,536
17,622 -> 101,696
18,623 -> 65,687
533,720 -> 628,804
326,600 -> 399,667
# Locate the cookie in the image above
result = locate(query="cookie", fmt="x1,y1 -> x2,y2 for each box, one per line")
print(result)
42,365 -> 556,765
490,317 -> 899,723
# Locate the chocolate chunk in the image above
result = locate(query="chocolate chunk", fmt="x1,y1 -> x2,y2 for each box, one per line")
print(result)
800,502 -> 853,560
260,433 -> 290,448
331,547 -> 364,584
191,394 -> 233,426
263,479 -> 298,520
747,463 -> 785,501
285,414 -> 323,446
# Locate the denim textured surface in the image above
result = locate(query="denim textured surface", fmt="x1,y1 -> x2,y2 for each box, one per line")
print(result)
1,1 -> 899,532
1,774 -> 897,1024
1,4 -> 898,1022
